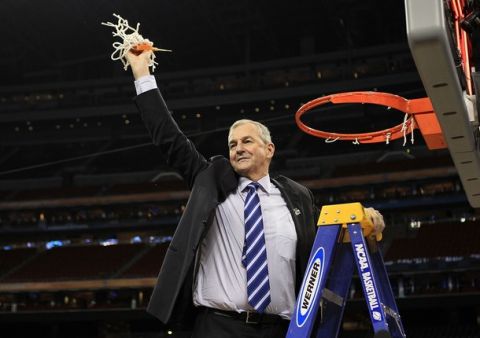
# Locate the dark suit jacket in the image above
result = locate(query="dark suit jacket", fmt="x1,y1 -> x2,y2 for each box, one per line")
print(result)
134,89 -> 319,325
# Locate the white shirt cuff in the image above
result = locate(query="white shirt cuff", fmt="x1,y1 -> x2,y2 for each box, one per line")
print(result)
134,75 -> 158,95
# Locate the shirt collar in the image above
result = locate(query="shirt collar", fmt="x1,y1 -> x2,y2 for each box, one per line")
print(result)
238,175 -> 271,195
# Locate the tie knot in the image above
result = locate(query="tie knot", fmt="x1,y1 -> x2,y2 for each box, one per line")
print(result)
246,182 -> 260,192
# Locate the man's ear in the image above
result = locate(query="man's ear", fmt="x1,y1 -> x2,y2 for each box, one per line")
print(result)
267,143 -> 275,159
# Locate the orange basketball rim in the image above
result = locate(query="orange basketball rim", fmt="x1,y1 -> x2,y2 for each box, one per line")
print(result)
295,91 -> 447,150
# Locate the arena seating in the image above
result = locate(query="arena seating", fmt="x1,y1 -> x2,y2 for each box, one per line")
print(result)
385,221 -> 480,261
120,243 -> 169,278
2,244 -> 147,282
0,248 -> 37,277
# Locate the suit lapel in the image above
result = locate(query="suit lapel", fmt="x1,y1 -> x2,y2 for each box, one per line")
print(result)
213,158 -> 239,202
272,176 -> 315,294
271,177 -> 303,235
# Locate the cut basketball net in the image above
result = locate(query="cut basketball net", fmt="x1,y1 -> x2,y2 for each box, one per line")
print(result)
295,91 -> 446,150
101,14 -> 171,72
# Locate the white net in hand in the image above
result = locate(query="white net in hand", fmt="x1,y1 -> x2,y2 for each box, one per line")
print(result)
102,13 -> 158,72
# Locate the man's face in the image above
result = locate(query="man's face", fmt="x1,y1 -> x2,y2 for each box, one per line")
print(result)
228,123 -> 275,181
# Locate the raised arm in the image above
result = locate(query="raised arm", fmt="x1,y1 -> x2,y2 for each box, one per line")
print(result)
126,49 -> 208,188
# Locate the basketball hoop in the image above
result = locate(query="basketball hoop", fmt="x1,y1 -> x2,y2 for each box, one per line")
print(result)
295,91 -> 447,150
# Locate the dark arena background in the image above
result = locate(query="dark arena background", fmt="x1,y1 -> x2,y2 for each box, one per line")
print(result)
1,0 -> 479,337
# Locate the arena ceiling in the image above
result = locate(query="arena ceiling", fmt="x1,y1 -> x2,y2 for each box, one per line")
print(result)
0,0 -> 407,83
0,0 -> 449,186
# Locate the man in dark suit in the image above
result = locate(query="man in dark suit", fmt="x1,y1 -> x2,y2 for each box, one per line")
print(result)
126,48 -> 384,337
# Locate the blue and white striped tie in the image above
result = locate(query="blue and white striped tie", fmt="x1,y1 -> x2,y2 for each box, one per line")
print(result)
242,182 -> 271,313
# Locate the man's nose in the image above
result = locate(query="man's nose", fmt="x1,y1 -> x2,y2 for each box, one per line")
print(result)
236,143 -> 245,152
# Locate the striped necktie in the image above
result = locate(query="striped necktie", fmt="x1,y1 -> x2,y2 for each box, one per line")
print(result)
242,182 -> 271,313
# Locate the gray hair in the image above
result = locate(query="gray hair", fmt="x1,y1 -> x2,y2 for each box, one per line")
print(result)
228,119 -> 272,145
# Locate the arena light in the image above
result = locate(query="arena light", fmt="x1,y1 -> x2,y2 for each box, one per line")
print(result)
46,240 -> 63,250
100,238 -> 118,246
130,236 -> 142,243
148,235 -> 173,244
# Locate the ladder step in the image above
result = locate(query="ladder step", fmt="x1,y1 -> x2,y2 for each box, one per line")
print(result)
321,288 -> 344,307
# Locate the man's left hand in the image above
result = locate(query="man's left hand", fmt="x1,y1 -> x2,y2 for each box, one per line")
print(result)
364,207 -> 385,238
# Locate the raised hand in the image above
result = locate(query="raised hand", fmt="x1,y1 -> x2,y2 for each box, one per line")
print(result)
125,43 -> 153,80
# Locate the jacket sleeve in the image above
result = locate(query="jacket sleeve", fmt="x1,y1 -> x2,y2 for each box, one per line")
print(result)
134,88 -> 208,188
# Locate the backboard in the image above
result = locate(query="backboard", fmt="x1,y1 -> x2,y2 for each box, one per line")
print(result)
405,0 -> 480,208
